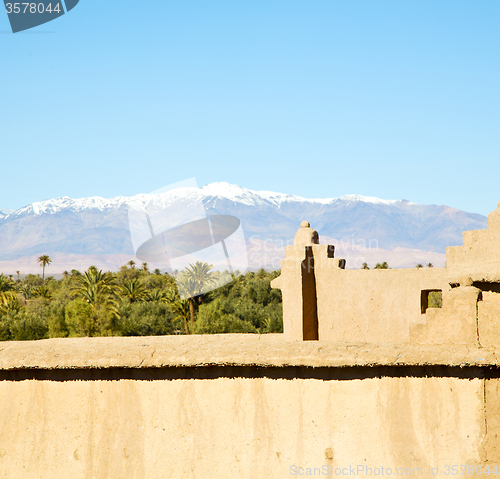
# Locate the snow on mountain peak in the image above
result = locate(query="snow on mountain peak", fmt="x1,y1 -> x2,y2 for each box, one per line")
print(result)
336,194 -> 408,206
5,182 -> 413,219
0,208 -> 13,219
199,182 -> 264,205
199,184 -> 406,207
198,183 -> 405,207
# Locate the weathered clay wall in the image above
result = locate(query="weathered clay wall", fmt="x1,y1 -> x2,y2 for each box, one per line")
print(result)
0,371 -> 489,478
272,201 -> 500,345
0,335 -> 499,478
315,265 -> 450,343
447,202 -> 500,267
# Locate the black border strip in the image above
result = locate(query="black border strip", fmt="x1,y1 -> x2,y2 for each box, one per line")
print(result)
1,365 -> 500,382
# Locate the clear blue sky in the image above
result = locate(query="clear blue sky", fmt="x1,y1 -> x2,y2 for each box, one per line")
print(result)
0,1 -> 499,215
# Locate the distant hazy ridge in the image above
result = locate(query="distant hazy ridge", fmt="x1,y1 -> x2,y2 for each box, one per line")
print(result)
0,183 -> 487,271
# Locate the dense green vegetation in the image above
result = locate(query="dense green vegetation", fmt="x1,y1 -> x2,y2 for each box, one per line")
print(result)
0,262 -> 283,341
428,290 -> 443,309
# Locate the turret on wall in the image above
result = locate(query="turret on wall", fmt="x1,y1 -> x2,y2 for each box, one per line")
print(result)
270,221 -> 338,341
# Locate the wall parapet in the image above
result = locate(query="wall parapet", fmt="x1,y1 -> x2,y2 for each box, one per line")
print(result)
1,334 -> 500,372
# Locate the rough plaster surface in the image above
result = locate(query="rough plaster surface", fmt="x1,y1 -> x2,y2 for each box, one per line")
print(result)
0,372 -> 488,478
0,335 -> 498,477
1,334 -> 500,370
447,206 -> 500,267
479,302 -> 500,349
411,285 -> 481,345
315,266 -> 451,343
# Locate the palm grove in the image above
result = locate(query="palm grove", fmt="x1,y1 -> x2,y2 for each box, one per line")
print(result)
0,256 -> 283,341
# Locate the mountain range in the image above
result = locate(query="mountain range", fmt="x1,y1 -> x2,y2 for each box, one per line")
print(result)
0,183 -> 488,273
0,209 -> 13,220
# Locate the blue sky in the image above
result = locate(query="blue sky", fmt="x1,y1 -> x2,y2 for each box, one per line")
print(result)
0,0 -> 499,215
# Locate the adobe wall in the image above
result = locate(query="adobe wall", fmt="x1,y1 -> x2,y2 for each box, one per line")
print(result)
2,202 -> 500,477
447,202 -> 500,267
0,335 -> 499,478
271,201 -> 500,345
315,257 -> 450,343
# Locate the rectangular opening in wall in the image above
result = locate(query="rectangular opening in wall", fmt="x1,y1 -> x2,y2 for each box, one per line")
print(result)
421,290 -> 443,314
472,282 -> 500,302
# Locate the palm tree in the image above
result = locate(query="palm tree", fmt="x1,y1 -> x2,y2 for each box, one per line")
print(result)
118,279 -> 148,303
72,268 -> 116,334
148,288 -> 166,302
361,263 -> 370,270
183,261 -> 216,303
141,262 -> 149,273
374,262 -> 389,270
175,277 -> 198,329
170,299 -> 191,335
0,295 -> 22,316
37,255 -> 52,281
148,288 -> 176,303
0,274 -> 16,306
18,284 -> 34,301
16,271 -> 20,282
127,260 -> 136,269
32,285 -> 53,300
154,268 -> 161,276
416,264 -> 423,269
428,263 -> 433,268
173,262 -> 216,329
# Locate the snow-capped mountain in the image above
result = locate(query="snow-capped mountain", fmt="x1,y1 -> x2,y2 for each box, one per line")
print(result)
0,183 -> 488,270
0,209 -> 13,220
